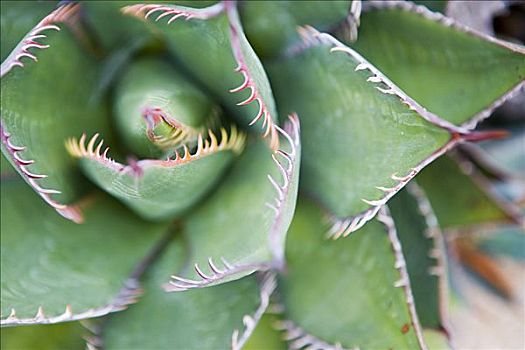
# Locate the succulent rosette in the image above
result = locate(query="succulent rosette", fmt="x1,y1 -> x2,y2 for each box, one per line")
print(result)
1,1 -> 524,349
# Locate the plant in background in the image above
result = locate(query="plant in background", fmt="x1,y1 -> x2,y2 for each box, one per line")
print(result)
1,1 -> 524,349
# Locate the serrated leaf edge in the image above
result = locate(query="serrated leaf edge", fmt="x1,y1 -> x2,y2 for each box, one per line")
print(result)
231,272 -> 277,350
121,2 -> 225,22
362,0 -> 525,55
0,3 -> 80,77
0,278 -> 140,327
406,182 -> 452,336
266,114 -> 301,267
164,116 -> 300,291
140,105 -> 220,151
295,26 -> 466,134
361,1 -> 525,130
225,1 -> 280,150
0,122 -> 83,222
66,125 -> 246,176
377,206 -> 428,350
326,137 -> 459,239
163,257 -> 268,292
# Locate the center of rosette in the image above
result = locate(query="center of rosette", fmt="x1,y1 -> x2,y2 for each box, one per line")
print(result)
114,57 -> 218,158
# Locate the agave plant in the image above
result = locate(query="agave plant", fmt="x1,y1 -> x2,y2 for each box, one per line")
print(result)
1,0 -> 524,349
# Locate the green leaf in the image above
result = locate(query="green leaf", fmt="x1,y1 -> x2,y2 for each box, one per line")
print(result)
123,2 -> 280,148
113,57 -> 218,158
280,198 -> 426,349
1,322 -> 85,350
102,236 -> 272,350
268,29 -> 452,235
1,4 -> 112,221
243,313 -> 287,350
240,0 -> 351,58
83,1 -> 217,50
416,155 -> 519,228
389,185 -> 448,330
0,177 -> 169,325
165,117 -> 301,290
67,127 -> 244,221
0,1 -> 56,62
352,2 -> 525,127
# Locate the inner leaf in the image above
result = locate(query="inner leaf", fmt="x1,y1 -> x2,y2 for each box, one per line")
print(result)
114,57 -> 219,158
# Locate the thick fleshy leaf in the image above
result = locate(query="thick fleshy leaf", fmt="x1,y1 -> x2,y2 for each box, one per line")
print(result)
114,57 -> 218,158
389,184 -> 449,331
240,0 -> 351,58
66,128 -> 245,221
279,198 -> 426,349
1,322 -> 85,350
416,155 -> 521,228
103,236 -> 274,350
0,177 -> 169,325
268,28 -> 453,235
1,4 -> 112,222
0,1 -> 56,62
164,117 -> 301,290
122,2 -> 280,148
352,1 -> 525,128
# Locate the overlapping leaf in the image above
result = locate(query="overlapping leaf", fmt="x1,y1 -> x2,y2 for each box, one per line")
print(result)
1,4 -> 112,221
417,155 -> 521,228
268,28 -> 453,235
113,57 -> 218,158
102,237 -> 270,350
389,185 -> 448,331
279,198 -> 426,349
240,0 -> 351,58
67,127 -> 243,221
164,118 -> 300,290
122,2 -> 280,147
352,1 -> 525,128
0,1 -> 56,62
0,177 -> 169,325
